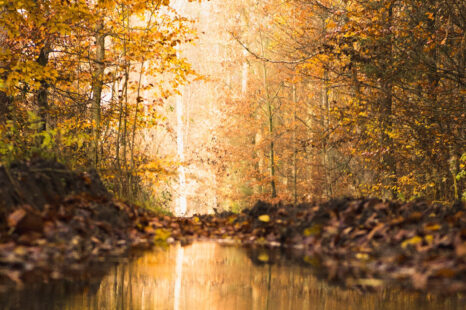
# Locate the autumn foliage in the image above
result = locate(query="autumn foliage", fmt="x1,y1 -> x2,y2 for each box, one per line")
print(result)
216,0 -> 464,207
0,0 -> 464,209
0,0 -> 195,205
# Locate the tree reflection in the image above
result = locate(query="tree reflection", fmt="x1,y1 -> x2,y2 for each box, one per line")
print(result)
174,244 -> 184,310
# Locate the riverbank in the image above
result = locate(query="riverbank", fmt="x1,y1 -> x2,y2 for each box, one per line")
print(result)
0,160 -> 157,290
1,160 -> 465,293
168,199 -> 466,293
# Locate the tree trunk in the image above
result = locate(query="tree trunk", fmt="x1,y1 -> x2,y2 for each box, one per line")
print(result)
292,83 -> 298,204
259,32 -> 277,199
320,15 -> 333,200
36,42 -> 51,131
268,100 -> 277,198
380,3 -> 396,198
321,67 -> 333,199
91,21 -> 106,168
0,49 -> 11,123
262,60 -> 276,198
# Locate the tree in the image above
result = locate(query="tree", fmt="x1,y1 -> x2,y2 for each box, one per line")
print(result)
0,0 -> 197,207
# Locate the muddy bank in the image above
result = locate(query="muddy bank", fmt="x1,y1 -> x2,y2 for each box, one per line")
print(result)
1,160 -> 465,294
0,160 -> 155,290
165,199 -> 466,293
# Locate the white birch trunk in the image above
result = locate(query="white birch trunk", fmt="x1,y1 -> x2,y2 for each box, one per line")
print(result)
176,92 -> 187,216
241,49 -> 248,95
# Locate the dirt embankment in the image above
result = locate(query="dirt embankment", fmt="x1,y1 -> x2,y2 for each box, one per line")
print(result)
0,159 -> 155,289
167,199 -> 466,293
1,160 -> 465,294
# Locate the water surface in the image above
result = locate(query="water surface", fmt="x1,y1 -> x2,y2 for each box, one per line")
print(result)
1,242 -> 464,310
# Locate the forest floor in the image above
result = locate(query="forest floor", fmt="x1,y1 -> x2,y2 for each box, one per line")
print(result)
0,160 -> 465,293
171,199 -> 466,293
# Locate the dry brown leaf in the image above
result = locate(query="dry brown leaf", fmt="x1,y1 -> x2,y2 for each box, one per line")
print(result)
456,242 -> 466,257
412,272 -> 428,289
7,209 -> 26,228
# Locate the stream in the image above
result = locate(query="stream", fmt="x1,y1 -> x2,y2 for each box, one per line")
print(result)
1,242 -> 464,310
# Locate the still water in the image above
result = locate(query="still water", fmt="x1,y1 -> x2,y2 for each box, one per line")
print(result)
1,242 -> 464,310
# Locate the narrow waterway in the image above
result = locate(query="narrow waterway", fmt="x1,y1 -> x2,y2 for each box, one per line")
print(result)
1,242 -> 464,310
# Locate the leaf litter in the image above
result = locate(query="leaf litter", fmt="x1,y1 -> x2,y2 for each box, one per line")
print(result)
0,160 -> 465,294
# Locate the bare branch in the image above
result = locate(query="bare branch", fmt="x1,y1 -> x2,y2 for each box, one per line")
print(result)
231,33 -> 319,65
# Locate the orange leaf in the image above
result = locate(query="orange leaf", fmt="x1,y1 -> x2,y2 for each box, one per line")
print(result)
7,209 -> 26,228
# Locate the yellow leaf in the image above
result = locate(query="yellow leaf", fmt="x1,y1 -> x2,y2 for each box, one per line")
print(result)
424,224 -> 441,231
303,224 -> 322,236
401,236 -> 423,249
258,215 -> 270,222
356,253 -> 369,260
154,229 -> 171,245
257,253 -> 269,262
326,20 -> 337,29
425,235 -> 434,244
355,278 -> 384,287
0,79 -> 6,90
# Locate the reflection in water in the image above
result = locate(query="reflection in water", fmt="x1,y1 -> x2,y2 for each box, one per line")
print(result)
174,244 -> 184,310
0,242 -> 464,310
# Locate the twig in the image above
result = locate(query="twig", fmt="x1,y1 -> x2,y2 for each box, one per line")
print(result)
231,33 -> 319,65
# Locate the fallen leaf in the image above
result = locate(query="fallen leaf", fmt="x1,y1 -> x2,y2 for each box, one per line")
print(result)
356,278 -> 384,287
7,209 -> 26,228
401,236 -> 423,249
257,253 -> 269,262
424,223 -> 441,232
456,242 -> 466,257
303,224 -> 322,236
356,253 -> 370,260
408,212 -> 423,222
424,235 -> 433,244
412,272 -> 428,289
435,268 -> 455,278
258,215 -> 270,222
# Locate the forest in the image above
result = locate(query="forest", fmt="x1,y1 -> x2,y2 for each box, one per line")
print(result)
218,0 -> 464,207
0,0 -> 464,209
0,0 -> 465,304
